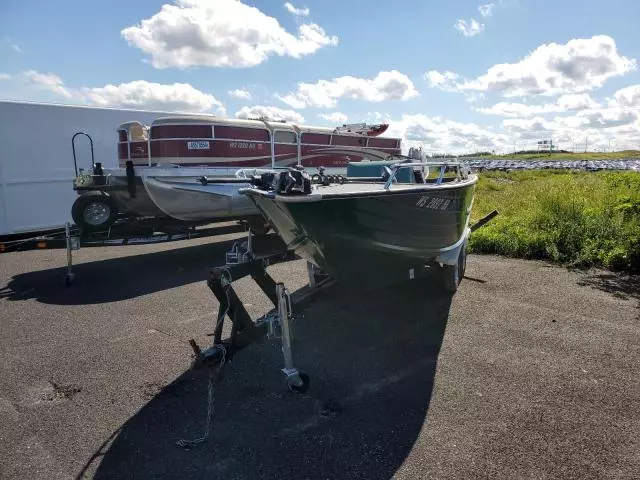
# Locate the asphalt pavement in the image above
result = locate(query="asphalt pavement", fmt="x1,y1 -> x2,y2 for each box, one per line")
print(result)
1,225 -> 638,480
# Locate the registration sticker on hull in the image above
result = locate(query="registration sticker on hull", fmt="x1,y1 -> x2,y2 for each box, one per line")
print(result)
416,195 -> 461,210
187,141 -> 210,150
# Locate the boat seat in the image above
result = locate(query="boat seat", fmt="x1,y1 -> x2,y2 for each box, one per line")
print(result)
128,123 -> 149,142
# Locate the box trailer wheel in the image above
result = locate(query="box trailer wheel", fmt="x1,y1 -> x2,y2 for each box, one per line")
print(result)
71,192 -> 118,231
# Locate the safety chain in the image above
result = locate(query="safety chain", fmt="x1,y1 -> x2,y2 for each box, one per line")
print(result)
176,346 -> 227,449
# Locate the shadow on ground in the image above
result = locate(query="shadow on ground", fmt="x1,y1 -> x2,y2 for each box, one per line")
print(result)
0,234 -> 287,306
576,270 -> 640,301
82,277 -> 453,480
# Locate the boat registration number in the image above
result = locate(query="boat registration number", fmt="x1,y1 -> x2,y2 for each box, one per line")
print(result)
230,142 -> 259,149
187,141 -> 210,150
416,196 -> 457,210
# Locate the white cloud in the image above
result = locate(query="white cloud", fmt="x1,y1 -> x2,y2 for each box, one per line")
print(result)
428,35 -> 636,98
478,3 -> 495,18
387,103 -> 640,155
277,70 -> 418,109
556,93 -> 603,111
284,2 -> 310,16
500,106 -> 640,147
19,70 -> 224,113
424,70 -> 461,91
121,0 -> 338,69
2,37 -> 23,53
361,112 -> 392,124
228,88 -> 252,100
484,83 -> 640,150
0,73 -> 11,80
476,83 -> 640,146
610,84 -> 640,107
578,109 -> 639,129
83,80 -> 225,113
477,102 -> 549,117
318,112 -> 347,124
454,18 -> 485,37
387,114 -> 509,154
235,105 -> 304,123
23,70 -> 72,98
502,117 -> 554,139
477,93 -> 601,117
327,102 -> 640,155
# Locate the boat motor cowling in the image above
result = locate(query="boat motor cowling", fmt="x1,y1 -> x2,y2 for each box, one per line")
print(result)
251,169 -> 312,195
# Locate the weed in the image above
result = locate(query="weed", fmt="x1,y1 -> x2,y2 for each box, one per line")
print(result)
469,170 -> 640,273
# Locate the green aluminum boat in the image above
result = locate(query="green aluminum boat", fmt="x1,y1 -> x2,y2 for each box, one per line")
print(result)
240,158 -> 479,291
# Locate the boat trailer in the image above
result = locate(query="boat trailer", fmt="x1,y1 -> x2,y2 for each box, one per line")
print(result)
176,209 -> 499,448
176,210 -> 499,446
186,208 -> 500,393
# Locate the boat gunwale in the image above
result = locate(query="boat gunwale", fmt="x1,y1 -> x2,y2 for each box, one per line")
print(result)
240,174 -> 478,203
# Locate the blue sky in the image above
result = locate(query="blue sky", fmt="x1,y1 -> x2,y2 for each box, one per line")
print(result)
1,0 -> 639,153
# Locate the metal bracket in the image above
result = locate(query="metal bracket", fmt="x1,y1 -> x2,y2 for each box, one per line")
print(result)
225,228 -> 254,264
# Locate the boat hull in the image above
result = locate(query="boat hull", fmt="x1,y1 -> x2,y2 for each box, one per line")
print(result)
81,167 -> 270,222
246,181 -> 477,287
142,176 -> 258,221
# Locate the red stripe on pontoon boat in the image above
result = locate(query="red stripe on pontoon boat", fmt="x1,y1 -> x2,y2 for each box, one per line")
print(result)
215,126 -> 270,142
332,135 -> 368,147
367,137 -> 399,149
151,124 -> 212,139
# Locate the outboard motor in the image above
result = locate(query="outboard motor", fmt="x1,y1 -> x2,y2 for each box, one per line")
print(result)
250,168 -> 312,195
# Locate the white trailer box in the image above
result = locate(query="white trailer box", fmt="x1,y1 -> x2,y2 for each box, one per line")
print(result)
0,100 -> 204,236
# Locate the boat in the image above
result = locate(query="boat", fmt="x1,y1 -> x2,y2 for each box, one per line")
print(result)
71,115 -> 401,232
238,153 -> 478,290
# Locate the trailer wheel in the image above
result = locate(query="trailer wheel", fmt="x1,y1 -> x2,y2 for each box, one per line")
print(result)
286,372 -> 310,394
440,245 -> 467,293
71,192 -> 118,231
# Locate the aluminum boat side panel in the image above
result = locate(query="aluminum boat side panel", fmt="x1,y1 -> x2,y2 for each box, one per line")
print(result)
249,182 -> 476,284
142,176 -> 259,221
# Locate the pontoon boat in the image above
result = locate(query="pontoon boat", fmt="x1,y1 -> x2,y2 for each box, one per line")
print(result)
71,116 -> 400,232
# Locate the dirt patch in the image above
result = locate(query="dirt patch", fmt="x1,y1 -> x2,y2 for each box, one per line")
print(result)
41,381 -> 82,402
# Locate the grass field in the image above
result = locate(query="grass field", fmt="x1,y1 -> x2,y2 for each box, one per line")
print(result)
469,170 -> 640,273
464,150 -> 640,161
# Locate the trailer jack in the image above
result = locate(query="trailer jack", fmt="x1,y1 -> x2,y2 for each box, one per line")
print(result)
188,237 -> 331,393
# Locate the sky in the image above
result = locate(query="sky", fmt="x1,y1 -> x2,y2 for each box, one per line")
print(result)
1,0 -> 639,154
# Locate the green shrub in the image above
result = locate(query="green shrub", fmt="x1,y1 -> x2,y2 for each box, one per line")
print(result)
469,170 -> 640,273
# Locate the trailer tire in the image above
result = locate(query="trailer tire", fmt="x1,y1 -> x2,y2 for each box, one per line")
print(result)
440,245 -> 467,293
71,192 -> 118,231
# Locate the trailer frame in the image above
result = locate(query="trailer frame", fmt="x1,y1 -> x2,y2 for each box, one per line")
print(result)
0,218 -> 248,285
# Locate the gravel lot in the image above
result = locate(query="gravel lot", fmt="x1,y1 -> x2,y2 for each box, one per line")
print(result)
1,225 -> 639,479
